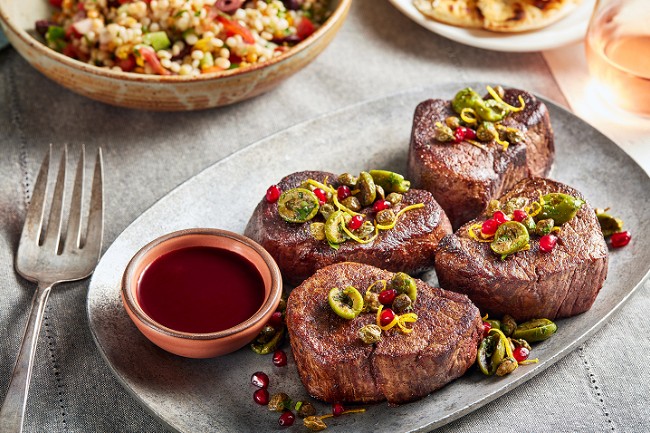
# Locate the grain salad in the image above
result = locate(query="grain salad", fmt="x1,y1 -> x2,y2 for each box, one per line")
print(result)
36,0 -> 330,75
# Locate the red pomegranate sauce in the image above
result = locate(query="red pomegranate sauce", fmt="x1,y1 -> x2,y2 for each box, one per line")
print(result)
137,246 -> 265,333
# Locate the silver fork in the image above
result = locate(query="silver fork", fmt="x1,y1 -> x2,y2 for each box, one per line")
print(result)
0,145 -> 104,433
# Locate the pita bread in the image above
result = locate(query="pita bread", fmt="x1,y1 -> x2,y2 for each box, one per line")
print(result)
414,0 -> 582,33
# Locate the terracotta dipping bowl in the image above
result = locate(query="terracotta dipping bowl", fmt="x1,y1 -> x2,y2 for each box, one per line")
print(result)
0,0 -> 350,111
121,228 -> 282,358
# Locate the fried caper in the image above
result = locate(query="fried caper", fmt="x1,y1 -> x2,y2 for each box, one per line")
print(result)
477,121 -> 498,142
512,318 -> 557,342
500,314 -> 517,337
535,218 -> 555,236
341,196 -> 362,212
296,401 -> 316,418
386,192 -> 403,205
369,170 -> 411,194
490,221 -> 530,258
537,193 -> 585,225
522,216 -> 537,233
268,393 -> 291,412
337,172 -> 358,187
387,272 -> 417,302
485,199 -> 501,217
392,293 -> 412,313
319,202 -> 336,220
251,326 -> 284,354
278,188 -> 320,223
496,357 -> 518,376
503,197 -> 529,214
357,221 -> 375,240
358,324 -> 382,344
595,209 -> 624,237
304,416 -> 327,431
256,325 -> 278,344
503,127 -> 525,144
446,116 -> 461,129
357,171 -> 377,206
376,209 -> 396,225
434,122 -> 454,142
328,286 -> 364,320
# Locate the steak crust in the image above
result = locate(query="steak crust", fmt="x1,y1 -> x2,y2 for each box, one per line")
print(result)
286,262 -> 482,404
434,177 -> 608,322
245,171 -> 452,286
407,88 -> 554,229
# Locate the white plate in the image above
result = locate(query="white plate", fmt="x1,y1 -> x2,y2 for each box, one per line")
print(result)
88,84 -> 650,432
387,0 -> 596,52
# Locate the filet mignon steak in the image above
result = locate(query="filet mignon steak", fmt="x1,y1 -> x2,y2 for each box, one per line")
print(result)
435,177 -> 608,322
407,87 -> 554,229
286,262 -> 482,404
245,170 -> 452,286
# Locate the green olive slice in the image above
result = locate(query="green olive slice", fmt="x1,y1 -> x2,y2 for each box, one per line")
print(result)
328,286 -> 364,320
324,210 -> 348,244
387,272 -> 417,303
277,188 -> 319,223
596,210 -> 623,237
490,221 -> 530,257
451,87 -> 482,114
475,99 -> 508,122
357,171 -> 376,206
537,193 -> 585,226
512,318 -> 557,342
369,170 -> 411,193
477,334 -> 505,376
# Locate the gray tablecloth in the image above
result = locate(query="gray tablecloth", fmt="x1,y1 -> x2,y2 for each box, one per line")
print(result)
1,1 -> 648,432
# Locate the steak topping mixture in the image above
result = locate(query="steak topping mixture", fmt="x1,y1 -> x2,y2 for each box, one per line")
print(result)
434,85 -> 527,151
266,170 -> 424,249
468,192 -> 585,259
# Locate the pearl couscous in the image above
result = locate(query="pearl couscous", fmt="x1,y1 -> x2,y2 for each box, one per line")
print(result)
37,0 -> 330,75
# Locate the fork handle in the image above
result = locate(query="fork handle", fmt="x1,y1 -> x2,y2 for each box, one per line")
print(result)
0,281 -> 53,433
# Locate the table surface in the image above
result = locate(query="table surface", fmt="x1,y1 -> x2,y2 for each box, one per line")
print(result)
1,2 -> 648,432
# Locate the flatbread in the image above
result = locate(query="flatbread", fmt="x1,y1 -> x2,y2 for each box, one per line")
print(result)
414,0 -> 582,33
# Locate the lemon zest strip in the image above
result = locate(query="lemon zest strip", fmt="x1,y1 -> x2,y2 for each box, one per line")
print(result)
486,85 -> 526,112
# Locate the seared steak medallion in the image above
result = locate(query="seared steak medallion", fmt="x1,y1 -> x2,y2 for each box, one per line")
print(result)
286,262 -> 482,404
407,87 -> 554,229
435,177 -> 608,322
245,170 -> 452,286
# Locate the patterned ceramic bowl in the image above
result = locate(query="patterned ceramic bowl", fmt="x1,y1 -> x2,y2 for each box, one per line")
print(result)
0,0 -> 350,110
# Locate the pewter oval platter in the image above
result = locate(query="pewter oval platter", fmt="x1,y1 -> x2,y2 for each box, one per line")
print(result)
87,83 -> 650,432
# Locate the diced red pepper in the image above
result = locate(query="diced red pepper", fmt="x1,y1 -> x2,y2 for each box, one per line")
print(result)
216,15 -> 255,44
137,46 -> 170,75
296,17 -> 315,40
116,55 -> 137,72
48,0 -> 63,8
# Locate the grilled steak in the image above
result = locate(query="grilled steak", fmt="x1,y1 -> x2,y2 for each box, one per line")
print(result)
435,177 -> 608,322
407,87 -> 554,229
244,170 -> 452,286
286,262 -> 482,404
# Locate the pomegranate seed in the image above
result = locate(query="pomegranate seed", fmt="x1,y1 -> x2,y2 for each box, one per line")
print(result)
513,346 -> 530,363
482,321 -> 492,338
313,188 -> 327,205
454,126 -> 468,143
266,185 -> 281,203
512,209 -> 528,222
273,349 -> 287,367
539,234 -> 558,253
373,200 -> 391,212
347,215 -> 364,230
465,127 -> 477,140
251,371 -> 269,389
268,311 -> 283,328
610,231 -> 631,248
481,219 -> 498,236
379,308 -> 396,327
278,410 -> 295,427
337,185 -> 351,201
253,388 -> 269,405
332,403 -> 345,417
378,289 -> 398,306
493,211 -> 509,225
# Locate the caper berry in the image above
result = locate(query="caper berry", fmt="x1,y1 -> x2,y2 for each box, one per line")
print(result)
387,272 -> 417,302
304,416 -> 327,431
296,402 -> 316,418
328,286 -> 364,320
376,209 -> 396,225
485,199 -> 501,217
357,171 -> 377,206
392,293 -> 412,313
337,173 -> 357,187
310,222 -> 326,241
445,116 -> 461,129
268,393 -> 291,412
434,122 -> 454,142
490,221 -> 530,258
535,218 -> 555,236
496,357 -> 518,376
386,192 -> 403,205
341,196 -> 361,212
504,127 -> 525,144
537,193 -> 585,225
500,314 -> 517,337
358,324 -> 382,344
477,121 -> 498,142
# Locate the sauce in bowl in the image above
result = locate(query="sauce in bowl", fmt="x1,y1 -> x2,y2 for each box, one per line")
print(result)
137,246 -> 265,334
